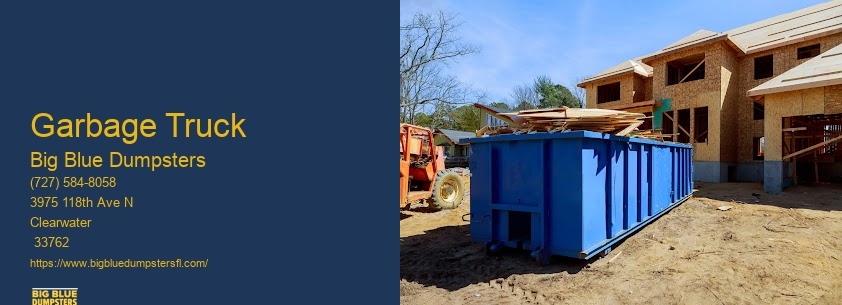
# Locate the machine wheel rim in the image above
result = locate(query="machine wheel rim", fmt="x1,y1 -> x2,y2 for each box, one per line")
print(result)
440,178 -> 459,203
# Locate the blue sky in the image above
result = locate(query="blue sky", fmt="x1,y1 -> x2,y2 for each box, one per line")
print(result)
400,0 -> 829,105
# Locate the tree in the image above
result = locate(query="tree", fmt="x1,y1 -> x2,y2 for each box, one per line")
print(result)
570,76 -> 587,108
449,105 -> 481,131
400,10 -> 483,125
413,112 -> 433,127
508,76 -> 582,112
488,102 -> 511,111
514,100 -> 535,111
534,75 -> 581,108
510,84 -> 538,109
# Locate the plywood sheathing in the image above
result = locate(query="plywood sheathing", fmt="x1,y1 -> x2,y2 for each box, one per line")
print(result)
719,44 -> 741,163
639,2 -> 842,63
693,92 -> 721,161
586,2 -> 842,165
737,34 -> 842,162
644,77 -> 654,101
579,60 -> 652,85
825,84 -> 842,114
640,30 -> 728,63
748,42 -> 842,96
724,1 -> 842,55
763,87 -> 827,161
584,73 -> 636,109
633,74 -> 646,103
648,42 -> 728,162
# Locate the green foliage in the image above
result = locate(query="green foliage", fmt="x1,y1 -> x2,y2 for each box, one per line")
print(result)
514,101 -> 535,111
489,102 -> 511,111
449,105 -> 481,131
413,112 -> 433,127
534,75 -> 582,108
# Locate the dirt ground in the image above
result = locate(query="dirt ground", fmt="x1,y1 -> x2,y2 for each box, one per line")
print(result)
400,182 -> 842,305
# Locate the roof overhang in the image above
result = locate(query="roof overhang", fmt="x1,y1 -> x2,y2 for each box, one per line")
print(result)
577,69 -> 635,88
748,77 -> 842,97
578,61 -> 653,87
747,44 -> 842,97
473,103 -> 524,125
743,27 -> 842,56
640,34 -> 729,64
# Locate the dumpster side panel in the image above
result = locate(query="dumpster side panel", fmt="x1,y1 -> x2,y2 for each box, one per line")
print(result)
625,143 -> 639,230
682,147 -> 694,197
610,141 -> 627,237
492,140 -> 544,210
469,142 -> 492,242
639,144 -> 651,222
579,139 -> 657,258
547,138 -> 584,253
489,140 -> 547,245
466,132 -> 693,261
652,145 -> 674,214
580,138 -> 607,251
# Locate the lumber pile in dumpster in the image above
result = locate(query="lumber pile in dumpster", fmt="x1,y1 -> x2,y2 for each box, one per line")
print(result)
476,107 -> 671,140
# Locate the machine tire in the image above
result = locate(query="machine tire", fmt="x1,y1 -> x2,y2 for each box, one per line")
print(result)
432,170 -> 466,210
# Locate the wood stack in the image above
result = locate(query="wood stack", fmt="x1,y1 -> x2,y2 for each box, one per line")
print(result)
477,107 -> 669,140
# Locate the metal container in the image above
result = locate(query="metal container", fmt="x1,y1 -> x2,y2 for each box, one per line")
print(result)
462,131 -> 693,264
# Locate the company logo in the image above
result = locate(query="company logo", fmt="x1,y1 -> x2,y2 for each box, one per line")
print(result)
32,288 -> 77,305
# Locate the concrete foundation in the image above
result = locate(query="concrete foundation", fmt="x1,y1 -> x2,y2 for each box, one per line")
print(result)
694,161 -> 788,186
693,161 -> 730,182
764,161 -> 784,194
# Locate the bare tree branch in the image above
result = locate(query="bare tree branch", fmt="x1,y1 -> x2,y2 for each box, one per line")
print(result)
570,76 -> 587,108
400,9 -> 482,125
510,83 -> 539,108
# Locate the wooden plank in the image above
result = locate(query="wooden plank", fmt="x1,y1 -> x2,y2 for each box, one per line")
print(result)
782,127 -> 806,132
662,111 -> 689,141
616,122 -> 643,136
678,59 -> 705,84
677,124 -> 691,139
783,134 -> 842,159
518,109 -> 635,118
517,107 -> 568,114
600,100 -> 656,110
695,130 -> 708,142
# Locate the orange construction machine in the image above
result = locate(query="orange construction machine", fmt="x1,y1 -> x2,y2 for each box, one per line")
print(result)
400,123 -> 467,210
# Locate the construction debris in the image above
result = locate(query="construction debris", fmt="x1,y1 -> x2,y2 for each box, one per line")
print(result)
476,106 -> 671,140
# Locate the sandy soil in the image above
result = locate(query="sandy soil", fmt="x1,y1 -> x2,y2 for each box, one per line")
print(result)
400,182 -> 842,305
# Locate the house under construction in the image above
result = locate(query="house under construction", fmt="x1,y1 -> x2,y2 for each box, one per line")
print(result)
576,0 -> 842,193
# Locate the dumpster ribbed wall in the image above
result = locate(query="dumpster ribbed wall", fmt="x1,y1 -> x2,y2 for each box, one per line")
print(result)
464,131 -> 693,262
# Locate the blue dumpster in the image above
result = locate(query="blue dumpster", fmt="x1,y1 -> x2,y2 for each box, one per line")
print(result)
462,131 -> 693,264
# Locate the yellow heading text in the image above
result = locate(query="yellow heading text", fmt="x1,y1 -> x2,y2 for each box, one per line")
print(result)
31,112 -> 246,144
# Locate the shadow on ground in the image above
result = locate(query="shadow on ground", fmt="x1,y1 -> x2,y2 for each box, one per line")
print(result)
400,224 -> 591,291
693,181 -> 842,212
400,205 -> 444,221
404,206 -> 440,213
